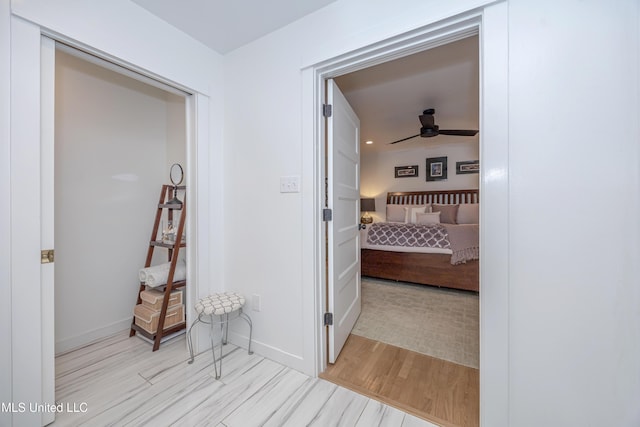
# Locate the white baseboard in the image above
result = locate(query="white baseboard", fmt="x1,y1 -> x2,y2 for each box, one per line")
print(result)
226,330 -> 311,376
55,317 -> 131,355
55,318 -> 314,377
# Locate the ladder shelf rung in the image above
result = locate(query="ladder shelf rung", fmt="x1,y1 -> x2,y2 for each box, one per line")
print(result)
141,280 -> 186,289
130,322 -> 186,340
150,240 -> 186,248
158,203 -> 183,210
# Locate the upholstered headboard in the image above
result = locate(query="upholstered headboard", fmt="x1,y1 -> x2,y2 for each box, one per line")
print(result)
386,189 -> 479,205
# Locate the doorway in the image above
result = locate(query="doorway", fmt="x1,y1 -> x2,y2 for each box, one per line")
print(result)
310,5 -> 510,427
321,35 -> 480,426
40,39 -> 196,426
53,45 -> 188,354
9,17 -> 214,425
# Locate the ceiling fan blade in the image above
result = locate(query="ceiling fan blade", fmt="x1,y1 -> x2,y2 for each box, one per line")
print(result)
438,129 -> 478,136
389,134 -> 420,144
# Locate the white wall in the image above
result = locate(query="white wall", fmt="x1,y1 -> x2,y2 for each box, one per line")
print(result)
166,96 -> 187,172
507,1 -> 640,425
54,50 -> 185,352
0,0 -> 12,426
361,140 -> 479,222
224,0 -> 639,425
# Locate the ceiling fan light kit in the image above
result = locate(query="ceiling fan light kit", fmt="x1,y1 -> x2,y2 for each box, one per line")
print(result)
389,108 -> 478,144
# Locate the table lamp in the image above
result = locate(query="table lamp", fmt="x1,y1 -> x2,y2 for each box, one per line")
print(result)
360,198 -> 376,224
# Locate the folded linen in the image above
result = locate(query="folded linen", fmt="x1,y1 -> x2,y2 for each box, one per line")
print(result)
138,259 -> 186,288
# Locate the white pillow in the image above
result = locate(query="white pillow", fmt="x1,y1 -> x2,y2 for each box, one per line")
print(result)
415,211 -> 441,225
386,204 -> 431,222
404,206 -> 427,223
456,203 -> 479,224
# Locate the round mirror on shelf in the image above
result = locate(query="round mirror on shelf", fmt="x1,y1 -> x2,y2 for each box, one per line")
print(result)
167,163 -> 184,206
170,163 -> 184,186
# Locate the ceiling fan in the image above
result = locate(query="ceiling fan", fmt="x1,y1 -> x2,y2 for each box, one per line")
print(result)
389,108 -> 478,144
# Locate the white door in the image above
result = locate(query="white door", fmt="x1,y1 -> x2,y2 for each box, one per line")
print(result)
41,36 -> 56,426
326,79 -> 361,363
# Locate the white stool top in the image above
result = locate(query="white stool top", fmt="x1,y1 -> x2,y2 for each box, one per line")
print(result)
195,292 -> 245,316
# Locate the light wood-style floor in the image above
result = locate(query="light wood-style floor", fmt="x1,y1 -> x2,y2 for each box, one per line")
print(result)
50,332 -> 439,427
320,335 -> 479,427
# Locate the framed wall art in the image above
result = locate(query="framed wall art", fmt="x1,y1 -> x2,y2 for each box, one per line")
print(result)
394,165 -> 418,178
426,157 -> 447,181
456,160 -> 480,174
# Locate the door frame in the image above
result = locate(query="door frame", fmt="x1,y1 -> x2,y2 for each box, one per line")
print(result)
9,16 -> 210,426
303,3 -> 509,425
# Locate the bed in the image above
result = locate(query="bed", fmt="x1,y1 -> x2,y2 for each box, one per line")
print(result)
360,189 -> 479,292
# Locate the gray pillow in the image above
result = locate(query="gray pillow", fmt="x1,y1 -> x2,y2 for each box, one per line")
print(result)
385,204 -> 430,222
457,203 -> 479,224
386,205 -> 407,222
432,204 -> 459,224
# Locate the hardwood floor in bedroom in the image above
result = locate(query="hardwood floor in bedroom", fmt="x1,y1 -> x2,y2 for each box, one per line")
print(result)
320,334 -> 479,427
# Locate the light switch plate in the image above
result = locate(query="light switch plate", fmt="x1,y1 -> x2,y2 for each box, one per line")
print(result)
280,176 -> 300,193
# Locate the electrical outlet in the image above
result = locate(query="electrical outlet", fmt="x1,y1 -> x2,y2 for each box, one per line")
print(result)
252,294 -> 261,312
280,176 -> 300,193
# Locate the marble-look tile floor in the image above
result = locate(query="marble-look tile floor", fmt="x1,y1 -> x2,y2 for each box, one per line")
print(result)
50,332 -> 439,427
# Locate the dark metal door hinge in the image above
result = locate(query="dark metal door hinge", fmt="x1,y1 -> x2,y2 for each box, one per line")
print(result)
323,104 -> 332,117
324,312 -> 333,326
323,208 -> 332,221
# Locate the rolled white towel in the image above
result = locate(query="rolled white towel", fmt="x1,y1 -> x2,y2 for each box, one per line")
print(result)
138,268 -> 149,282
138,259 -> 186,288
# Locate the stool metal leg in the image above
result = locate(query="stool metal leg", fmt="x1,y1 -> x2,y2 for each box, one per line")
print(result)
186,306 -> 254,379
238,309 -> 254,355
222,313 -> 229,345
209,314 -> 221,379
186,315 -> 203,364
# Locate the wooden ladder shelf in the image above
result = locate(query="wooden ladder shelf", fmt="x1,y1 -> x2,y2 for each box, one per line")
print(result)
130,184 -> 187,351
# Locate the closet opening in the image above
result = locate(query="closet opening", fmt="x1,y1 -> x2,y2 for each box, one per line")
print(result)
52,44 -> 191,356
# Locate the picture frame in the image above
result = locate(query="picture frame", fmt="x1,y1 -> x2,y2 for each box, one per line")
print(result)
456,160 -> 480,174
394,165 -> 419,178
426,157 -> 447,181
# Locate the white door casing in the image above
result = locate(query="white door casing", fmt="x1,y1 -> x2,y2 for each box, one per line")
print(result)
326,79 -> 361,363
311,8 -> 509,425
40,35 -> 56,426
10,16 -> 44,427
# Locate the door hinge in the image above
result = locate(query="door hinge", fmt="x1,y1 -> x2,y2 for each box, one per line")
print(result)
41,249 -> 54,264
324,312 -> 333,326
322,104 -> 332,117
322,208 -> 332,221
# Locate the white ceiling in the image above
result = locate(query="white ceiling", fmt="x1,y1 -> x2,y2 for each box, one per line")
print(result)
130,2 -> 478,154
335,35 -> 479,154
131,0 -> 337,54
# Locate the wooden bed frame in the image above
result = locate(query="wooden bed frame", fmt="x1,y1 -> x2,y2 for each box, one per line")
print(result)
361,189 -> 479,292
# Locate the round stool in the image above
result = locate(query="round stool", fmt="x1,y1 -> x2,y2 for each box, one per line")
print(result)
187,292 -> 253,379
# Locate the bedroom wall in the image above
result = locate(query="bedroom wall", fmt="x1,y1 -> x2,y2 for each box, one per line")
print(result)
360,140 -> 479,222
224,0 -> 639,425
54,50 -> 185,353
